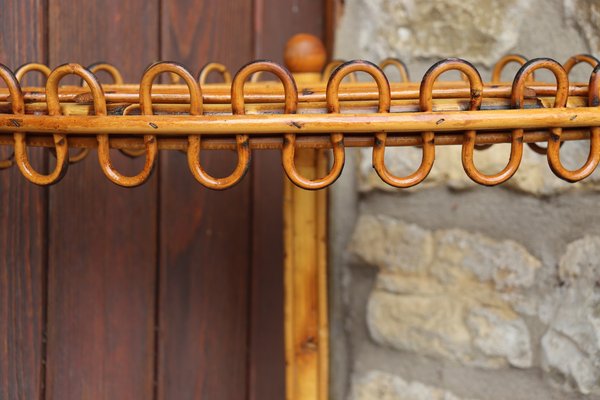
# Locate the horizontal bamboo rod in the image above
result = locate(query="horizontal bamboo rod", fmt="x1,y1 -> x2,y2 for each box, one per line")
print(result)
0,96 -> 544,115
0,82 -> 587,104
0,107 -> 597,136
0,129 -> 590,151
3,55 -> 599,188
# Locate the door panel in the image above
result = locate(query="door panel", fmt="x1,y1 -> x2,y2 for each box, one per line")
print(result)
0,1 -> 327,398
158,1 -> 253,398
46,1 -> 159,398
0,2 -> 47,398
250,2 -> 324,399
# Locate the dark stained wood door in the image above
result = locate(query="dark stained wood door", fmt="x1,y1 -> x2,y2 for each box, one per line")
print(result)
45,2 -> 160,399
0,0 -> 326,399
0,4 -> 47,399
158,1 -> 254,397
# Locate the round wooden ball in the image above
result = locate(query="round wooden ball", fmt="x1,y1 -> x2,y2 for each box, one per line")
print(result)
284,34 -> 327,73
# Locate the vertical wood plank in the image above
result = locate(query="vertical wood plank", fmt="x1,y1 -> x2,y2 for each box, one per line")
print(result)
283,148 -> 329,400
324,0 -> 342,59
251,2 -> 324,399
45,1 -> 159,399
254,0 -> 324,63
282,40 -> 330,398
158,1 -> 253,399
0,1 -> 47,399
248,148 -> 285,400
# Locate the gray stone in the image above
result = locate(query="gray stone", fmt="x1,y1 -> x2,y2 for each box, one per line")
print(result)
539,236 -> 600,395
336,1 -> 600,196
565,0 -> 600,54
336,0 -> 530,66
466,307 -> 532,369
348,215 -> 433,273
331,1 -> 600,398
357,144 -> 600,195
349,370 -> 475,400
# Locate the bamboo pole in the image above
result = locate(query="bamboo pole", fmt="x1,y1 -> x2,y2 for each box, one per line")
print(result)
0,129 -> 591,151
1,94 -> 563,115
0,106 -> 597,135
0,81 -> 588,104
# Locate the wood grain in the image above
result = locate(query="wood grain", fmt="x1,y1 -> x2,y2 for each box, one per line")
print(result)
248,149 -> 285,400
0,1 -> 47,399
251,2 -> 324,399
1,1 -> 330,398
158,1 -> 253,399
283,148 -> 329,400
324,0 -> 342,59
254,0 -> 324,65
45,1 -> 159,398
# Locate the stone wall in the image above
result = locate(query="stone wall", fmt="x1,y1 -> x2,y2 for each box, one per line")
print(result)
330,0 -> 600,399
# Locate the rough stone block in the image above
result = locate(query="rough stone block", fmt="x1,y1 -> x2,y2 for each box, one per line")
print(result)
336,0 -> 530,66
349,215 -> 600,394
357,144 -> 600,195
349,370 -> 475,400
351,215 -> 538,369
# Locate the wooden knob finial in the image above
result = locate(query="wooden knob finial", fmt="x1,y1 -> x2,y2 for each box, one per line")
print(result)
284,33 -> 327,74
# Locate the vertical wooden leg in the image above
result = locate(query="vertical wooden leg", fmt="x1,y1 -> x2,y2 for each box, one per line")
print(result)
284,148 -> 329,400
283,34 -> 329,400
